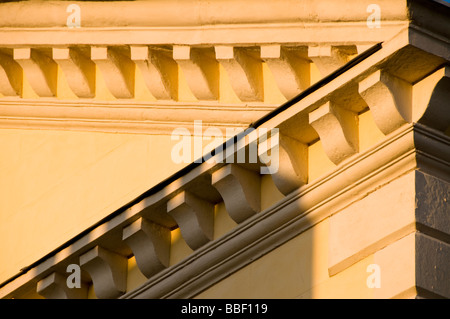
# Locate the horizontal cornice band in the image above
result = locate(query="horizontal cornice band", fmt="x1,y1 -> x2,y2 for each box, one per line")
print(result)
0,0 -> 408,28
0,100 -> 275,134
0,22 -> 406,46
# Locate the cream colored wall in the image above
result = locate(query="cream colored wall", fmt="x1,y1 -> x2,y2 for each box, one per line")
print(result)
0,128 -> 187,284
3,64 -> 444,301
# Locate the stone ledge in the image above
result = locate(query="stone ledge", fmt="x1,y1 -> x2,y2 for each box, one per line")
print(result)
0,0 -> 409,28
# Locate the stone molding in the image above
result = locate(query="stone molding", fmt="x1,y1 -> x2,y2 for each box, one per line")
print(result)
90,47 -> 135,99
167,191 -> 215,250
258,131 -> 308,196
0,0 -> 412,135
0,43 -> 360,101
122,217 -> 170,279
0,1 -> 408,28
0,99 -> 274,135
261,45 -> 310,100
52,48 -> 96,99
13,48 -> 57,97
0,42 -> 366,135
211,164 -> 261,224
79,246 -> 128,299
131,46 -> 178,101
36,272 -> 88,299
309,101 -> 359,165
2,20 -> 446,136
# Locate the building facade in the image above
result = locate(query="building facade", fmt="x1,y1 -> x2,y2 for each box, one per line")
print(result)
0,0 -> 449,299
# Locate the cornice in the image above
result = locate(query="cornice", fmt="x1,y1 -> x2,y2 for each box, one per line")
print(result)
0,22 -> 406,46
0,41 -> 382,132
0,23 -> 449,298
0,1 -> 418,134
125,124 -> 450,299
0,0 -> 408,28
0,99 -> 275,135
0,1 -> 447,138
0,25 -> 447,137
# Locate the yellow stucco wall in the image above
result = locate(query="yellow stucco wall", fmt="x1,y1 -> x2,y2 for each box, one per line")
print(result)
0,129 -> 187,284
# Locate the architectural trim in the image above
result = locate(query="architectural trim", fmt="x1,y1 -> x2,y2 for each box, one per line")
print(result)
13,48 -> 57,97
309,101 -> 359,165
1,13 -> 449,298
215,46 -> 264,102
173,46 -> 219,101
261,45 -> 310,100
52,47 -> 96,99
1,119 -> 447,299
90,47 -> 135,99
167,191 -> 214,250
0,0 -> 409,29
131,46 -> 178,101
0,99 -> 275,134
79,246 -> 128,299
4,0 -> 443,140
211,164 -> 261,224
258,131 -> 308,195
122,217 -> 170,279
308,46 -> 355,76
124,124 -> 448,299
359,69 -> 412,135
0,22 -> 401,47
37,272 -> 88,299
0,51 -> 21,96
